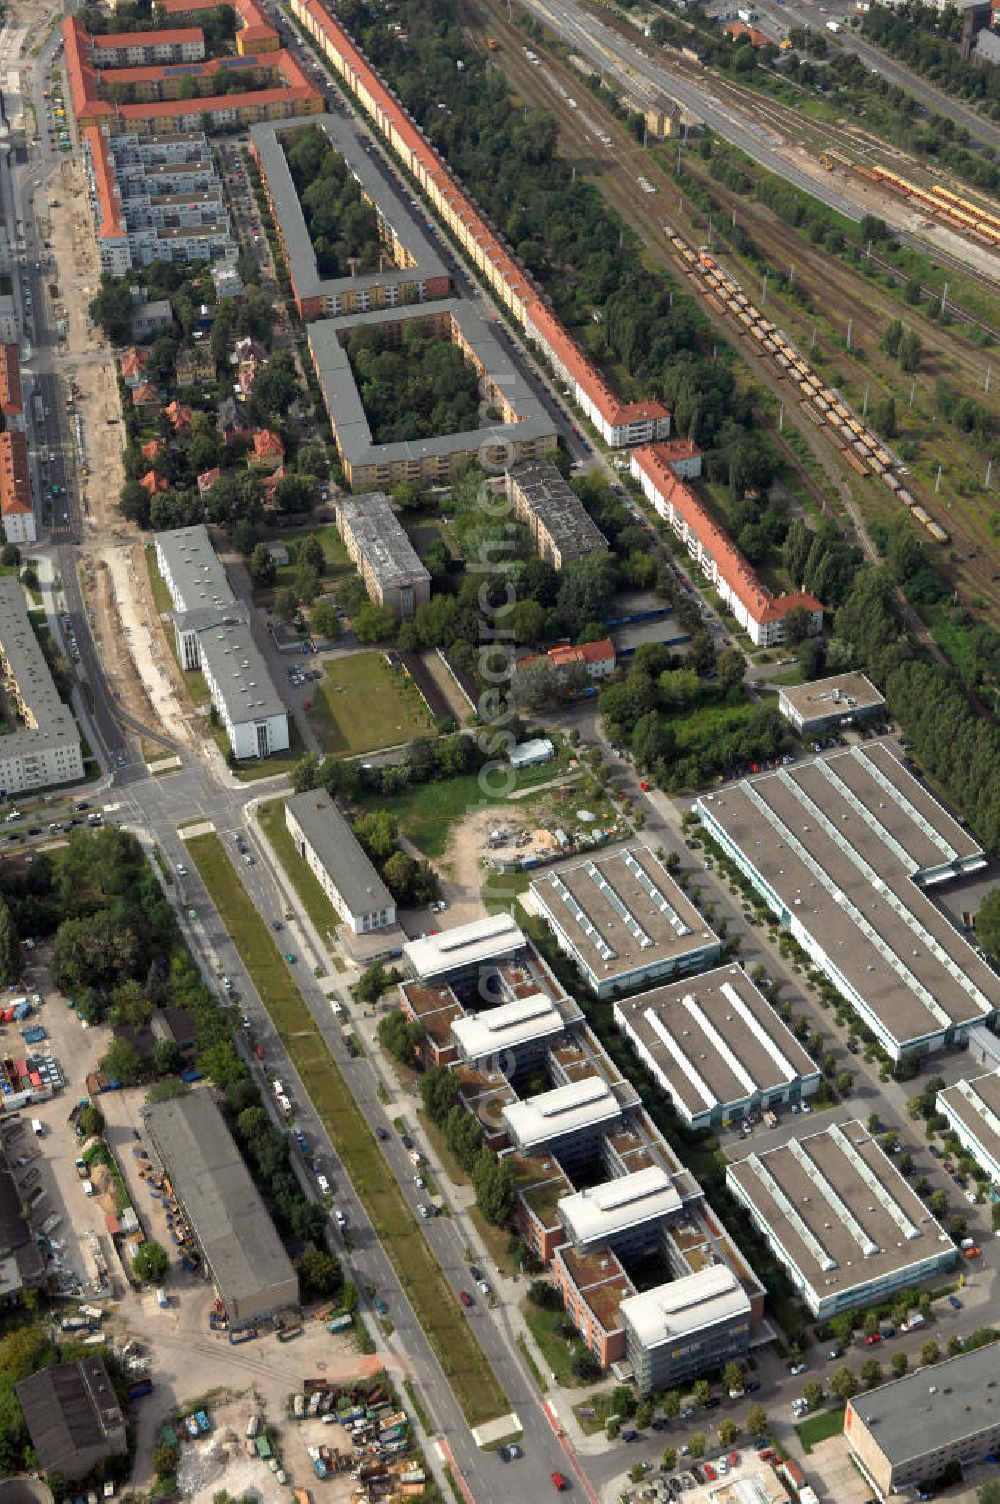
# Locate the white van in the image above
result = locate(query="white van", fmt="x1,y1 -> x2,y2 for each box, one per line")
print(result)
30,1119 -> 43,1137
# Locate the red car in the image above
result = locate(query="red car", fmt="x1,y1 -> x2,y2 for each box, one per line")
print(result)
459,1290 -> 473,1308
639,780 -> 650,792
864,1332 -> 881,1346
943,1161 -> 955,1174
704,1465 -> 717,1482
551,1473 -> 568,1492
728,1452 -> 740,1467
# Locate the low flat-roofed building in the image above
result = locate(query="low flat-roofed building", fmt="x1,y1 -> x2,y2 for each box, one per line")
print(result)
144,1088 -> 298,1326
502,1075 -> 634,1162
845,1345 -> 1000,1500
697,742 -> 998,1058
249,114 -> 451,320
613,964 -> 821,1129
505,460 -> 609,570
777,672 -> 886,736
398,979 -> 464,1068
403,912 -> 526,987
529,844 -> 720,998
726,1119 -> 956,1318
937,1070 -> 1000,1185
621,1264 -> 752,1394
15,1359 -> 127,1480
198,618 -> 289,761
452,991 -> 581,1071
154,524 -> 235,668
285,789 -> 395,937
0,577 -> 83,794
333,492 -> 430,619
557,1164 -> 682,1255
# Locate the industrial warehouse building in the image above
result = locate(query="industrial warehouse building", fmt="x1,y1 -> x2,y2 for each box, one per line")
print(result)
845,1346 -> 1000,1499
937,1070 -> 1000,1187
249,114 -> 451,321
777,672 -> 886,737
726,1120 -> 956,1318
284,789 -> 397,938
333,492 -> 431,619
143,1089 -> 298,1326
153,526 -> 288,760
696,743 -> 1000,1058
504,461 -> 609,571
0,578 -> 84,794
613,964 -> 821,1129
15,1359 -> 127,1480
528,844 -> 720,998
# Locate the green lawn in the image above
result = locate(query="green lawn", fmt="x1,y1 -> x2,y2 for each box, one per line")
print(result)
520,1298 -> 589,1389
233,719 -> 306,783
573,1394 -> 618,1437
257,526 -> 353,602
146,546 -> 175,617
186,832 -> 508,1428
308,651 -> 434,756
259,796 -> 341,937
795,1404 -> 845,1453
357,773 -> 487,859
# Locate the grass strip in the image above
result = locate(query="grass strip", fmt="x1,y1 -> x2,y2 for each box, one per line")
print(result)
259,797 -> 341,937
795,1404 -> 845,1453
187,832 -> 508,1428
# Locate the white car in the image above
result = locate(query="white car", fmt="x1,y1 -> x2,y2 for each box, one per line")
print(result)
408,1149 -> 423,1166
334,1209 -> 347,1227
477,1280 -> 492,1297
176,863 -> 187,877
316,1173 -> 330,1194
413,1175 -> 425,1189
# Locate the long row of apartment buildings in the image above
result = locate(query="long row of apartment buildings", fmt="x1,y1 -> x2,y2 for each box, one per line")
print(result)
0,344 -> 35,547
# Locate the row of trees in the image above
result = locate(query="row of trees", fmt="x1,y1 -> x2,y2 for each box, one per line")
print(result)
352,810 -> 440,908
284,124 -> 384,277
862,2 -> 1000,113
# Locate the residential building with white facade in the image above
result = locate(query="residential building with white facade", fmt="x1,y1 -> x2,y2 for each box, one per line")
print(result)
285,789 -> 396,936
0,577 -> 83,794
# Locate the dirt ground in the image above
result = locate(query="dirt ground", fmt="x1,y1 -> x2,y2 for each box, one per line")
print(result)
419,648 -> 473,725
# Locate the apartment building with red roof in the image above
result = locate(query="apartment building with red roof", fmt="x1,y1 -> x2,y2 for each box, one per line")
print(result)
631,444 -> 823,647
0,432 -> 35,545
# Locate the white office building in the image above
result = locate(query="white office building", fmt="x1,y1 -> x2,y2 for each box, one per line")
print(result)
285,789 -> 395,936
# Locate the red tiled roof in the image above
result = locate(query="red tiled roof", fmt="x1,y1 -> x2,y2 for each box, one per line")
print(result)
165,400 -> 193,432
633,444 -> 821,628
197,466 -> 221,493
0,432 -> 31,516
548,639 -> 615,668
652,437 -> 700,463
253,428 -> 284,457
141,439 -> 165,461
121,347 -> 147,379
724,21 -> 772,46
140,469 -> 169,495
83,125 -> 126,239
93,27 -> 203,49
132,383 -> 160,406
0,344 -> 23,417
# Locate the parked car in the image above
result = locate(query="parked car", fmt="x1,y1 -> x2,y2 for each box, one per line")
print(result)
459,1290 -> 473,1308
949,1295 -> 964,1309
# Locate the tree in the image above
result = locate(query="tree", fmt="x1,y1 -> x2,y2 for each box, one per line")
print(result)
891,1351 -> 909,1377
860,1357 -> 883,1389
0,896 -> 19,985
249,541 -> 276,587
802,1380 -> 825,1411
90,276 -> 135,343
133,1239 -> 170,1284
377,1009 -> 424,1065
718,648 -> 746,691
872,395 -> 897,439
975,888 -> 1000,961
746,1405 -> 768,1438
723,1361 -> 745,1394
152,1039 -> 183,1077
662,1390 -> 681,1419
921,1339 -> 940,1366
353,602 -> 397,643
928,1188 -> 949,1217
275,586 -> 298,622
420,1065 -> 459,1125
78,1105 -> 104,1139
296,1246 -> 342,1300
863,1310 -> 880,1337
898,329 -> 922,374
472,1148 -> 515,1226
688,1431 -> 706,1460
661,1446 -> 677,1472
978,1483 -> 1000,1504
692,1379 -> 712,1407
782,604 -> 811,646
99,1037 -> 145,1087
310,600 -> 342,641
830,1366 -> 858,1401
717,1418 -> 740,1447
356,960 -> 391,1004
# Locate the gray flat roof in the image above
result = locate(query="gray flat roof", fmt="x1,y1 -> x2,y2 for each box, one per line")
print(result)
938,1069 -> 1000,1176
144,1089 -> 296,1309
613,964 -> 819,1120
197,618 -> 285,724
507,461 -> 609,559
727,1119 -> 953,1302
697,744 -> 998,1049
334,492 -> 430,592
307,300 -> 556,471
850,1344 -> 1000,1464
777,672 -> 885,725
154,524 -> 234,614
285,788 -> 391,917
530,844 -> 717,985
249,114 -> 448,304
0,577 -> 81,758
